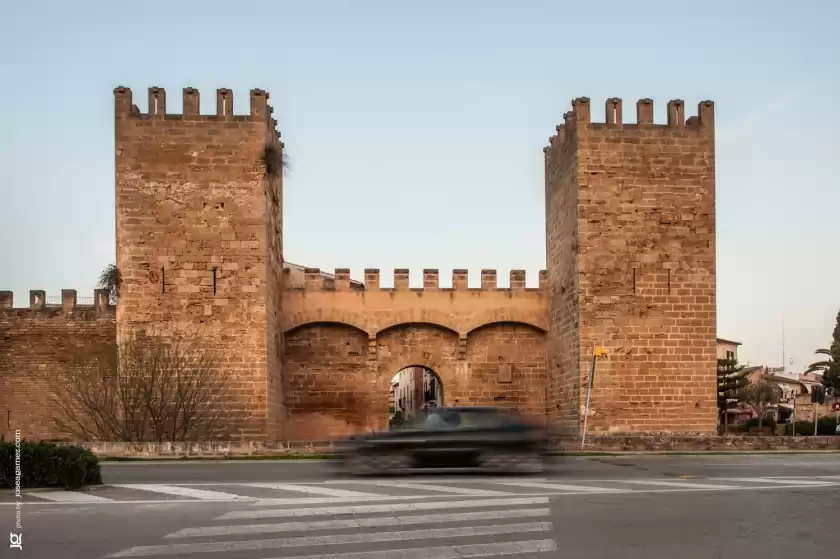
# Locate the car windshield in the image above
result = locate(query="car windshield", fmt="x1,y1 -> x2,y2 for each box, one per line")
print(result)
410,408 -> 515,430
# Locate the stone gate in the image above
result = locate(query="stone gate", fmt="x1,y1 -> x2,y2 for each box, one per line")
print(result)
0,87 -> 718,442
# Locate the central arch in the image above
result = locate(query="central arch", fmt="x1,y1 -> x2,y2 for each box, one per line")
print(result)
388,365 -> 444,429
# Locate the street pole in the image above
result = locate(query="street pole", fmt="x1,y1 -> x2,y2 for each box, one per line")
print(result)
580,343 -> 599,452
814,402 -> 819,437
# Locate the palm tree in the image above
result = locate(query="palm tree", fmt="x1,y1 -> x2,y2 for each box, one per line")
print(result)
805,310 -> 840,396
805,348 -> 834,374
97,264 -> 121,304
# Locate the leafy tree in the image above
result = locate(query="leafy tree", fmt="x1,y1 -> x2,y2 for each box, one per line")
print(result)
48,330 -> 229,442
717,357 -> 749,433
806,310 -> 840,396
742,376 -> 781,429
97,264 -> 121,304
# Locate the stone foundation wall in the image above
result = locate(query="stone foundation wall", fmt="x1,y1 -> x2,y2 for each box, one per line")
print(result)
74,436 -> 840,458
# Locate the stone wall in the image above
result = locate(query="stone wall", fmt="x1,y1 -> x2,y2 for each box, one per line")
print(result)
545,97 -> 717,435
0,290 -> 115,441
285,323 -> 372,440
571,434 -> 840,452
281,271 -> 548,440
544,112 -> 582,433
114,87 -> 283,440
75,436 -> 840,458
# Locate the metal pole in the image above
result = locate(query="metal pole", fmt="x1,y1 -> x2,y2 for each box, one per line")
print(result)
781,319 -> 785,373
580,344 -> 598,452
814,402 -> 819,436
724,402 -> 729,434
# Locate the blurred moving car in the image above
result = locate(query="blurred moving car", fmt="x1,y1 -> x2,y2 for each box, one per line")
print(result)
334,406 -> 549,475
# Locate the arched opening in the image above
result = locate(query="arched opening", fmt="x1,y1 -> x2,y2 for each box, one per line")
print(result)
388,366 -> 443,429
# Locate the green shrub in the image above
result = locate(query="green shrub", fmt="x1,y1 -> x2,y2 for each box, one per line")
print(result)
785,421 -> 814,436
0,439 -> 102,490
746,417 -> 777,431
785,417 -> 839,436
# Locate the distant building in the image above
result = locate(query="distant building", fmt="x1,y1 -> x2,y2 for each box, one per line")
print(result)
389,367 -> 443,422
738,366 -> 834,424
716,338 -> 741,361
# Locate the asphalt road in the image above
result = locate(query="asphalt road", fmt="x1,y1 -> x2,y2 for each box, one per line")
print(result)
3,454 -> 839,558
97,453 -> 840,484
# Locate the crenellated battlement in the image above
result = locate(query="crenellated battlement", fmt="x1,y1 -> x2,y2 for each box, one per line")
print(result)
114,86 -> 277,126
546,96 -> 715,151
283,268 -> 549,292
0,290 -> 113,312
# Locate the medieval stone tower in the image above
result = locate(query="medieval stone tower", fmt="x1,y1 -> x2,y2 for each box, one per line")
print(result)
114,87 -> 285,439
544,97 -> 717,434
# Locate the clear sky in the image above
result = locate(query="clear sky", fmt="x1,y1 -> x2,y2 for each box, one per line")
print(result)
1,0 -> 838,371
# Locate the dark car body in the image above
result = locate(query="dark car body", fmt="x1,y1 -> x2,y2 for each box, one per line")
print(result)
334,406 -> 549,475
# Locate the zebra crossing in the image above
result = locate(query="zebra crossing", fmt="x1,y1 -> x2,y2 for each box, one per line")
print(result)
106,495 -> 558,558
94,475 -> 839,558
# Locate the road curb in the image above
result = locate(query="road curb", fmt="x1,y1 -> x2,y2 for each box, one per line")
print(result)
90,450 -> 840,464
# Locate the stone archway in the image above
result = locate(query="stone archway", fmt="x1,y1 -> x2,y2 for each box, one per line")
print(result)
388,365 -> 444,429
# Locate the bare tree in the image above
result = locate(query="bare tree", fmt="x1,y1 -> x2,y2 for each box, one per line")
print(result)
49,331 -> 230,442
742,377 -> 781,429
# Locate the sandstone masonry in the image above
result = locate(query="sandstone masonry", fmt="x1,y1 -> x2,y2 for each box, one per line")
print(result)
114,87 -> 284,440
0,88 -> 718,442
545,97 -> 717,434
0,290 -> 114,440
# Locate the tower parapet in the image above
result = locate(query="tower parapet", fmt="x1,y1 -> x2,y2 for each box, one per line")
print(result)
546,97 -> 714,154
285,268 -> 547,292
0,290 -> 112,313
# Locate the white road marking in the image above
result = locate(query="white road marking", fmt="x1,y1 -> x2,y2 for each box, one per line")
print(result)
266,539 -> 559,559
757,475 -> 840,480
720,477 -> 834,486
322,477 -> 549,485
362,481 -> 514,496
242,483 -> 381,498
167,507 -> 551,538
33,492 -> 114,503
497,480 -> 627,493
612,480 -> 738,490
252,495 -> 444,507
107,522 -> 553,557
109,484 -> 251,501
7,477 -> 840,508
219,496 -> 550,520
